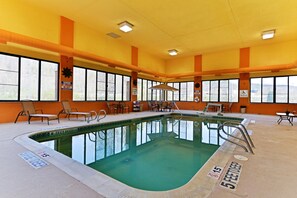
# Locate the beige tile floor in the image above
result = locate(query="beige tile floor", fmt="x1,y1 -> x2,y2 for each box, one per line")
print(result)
1,111 -> 297,198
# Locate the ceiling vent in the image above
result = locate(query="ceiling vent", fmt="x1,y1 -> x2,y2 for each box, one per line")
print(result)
106,32 -> 121,39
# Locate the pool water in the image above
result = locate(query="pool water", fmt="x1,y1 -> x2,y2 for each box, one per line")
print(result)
31,115 -> 239,191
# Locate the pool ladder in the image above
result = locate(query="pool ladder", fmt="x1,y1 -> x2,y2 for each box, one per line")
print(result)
88,130 -> 105,142
218,121 -> 255,154
86,109 -> 107,123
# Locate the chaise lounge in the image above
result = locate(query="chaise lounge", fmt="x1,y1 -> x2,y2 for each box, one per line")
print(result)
58,100 -> 97,122
15,100 -> 59,125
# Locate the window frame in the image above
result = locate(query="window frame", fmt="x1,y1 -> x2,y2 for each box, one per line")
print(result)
73,66 -> 131,102
137,78 -> 162,101
0,52 -> 59,102
202,78 -> 239,103
250,75 -> 297,104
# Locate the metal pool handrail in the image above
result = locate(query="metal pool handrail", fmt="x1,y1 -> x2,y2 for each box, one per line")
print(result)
97,110 -> 107,122
87,110 -> 98,123
218,121 -> 255,154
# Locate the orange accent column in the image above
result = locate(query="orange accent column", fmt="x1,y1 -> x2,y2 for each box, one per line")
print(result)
60,16 -> 74,101
194,55 -> 202,105
239,47 -> 250,111
131,46 -> 138,102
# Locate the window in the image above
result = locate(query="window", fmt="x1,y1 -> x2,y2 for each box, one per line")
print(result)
115,75 -> 122,101
86,70 -> 96,101
0,54 -> 19,101
251,76 -> 297,104
173,83 -> 180,101
0,53 -> 59,101
142,79 -> 147,101
137,78 -> 162,101
20,58 -> 39,100
210,81 -> 219,102
180,82 -> 187,101
147,80 -> 152,100
97,71 -> 106,100
73,67 -> 86,101
202,81 -> 210,101
202,79 -> 238,102
219,80 -> 228,102
73,66 -> 130,101
40,61 -> 58,101
275,77 -> 288,103
262,77 -> 274,103
165,82 -> 192,102
152,81 -> 157,100
289,76 -> 297,103
137,79 -> 142,101
168,82 -> 192,101
186,82 -> 194,101
167,83 -> 173,101
123,76 -> 130,101
229,79 -> 239,102
107,74 -> 115,100
250,78 -> 261,103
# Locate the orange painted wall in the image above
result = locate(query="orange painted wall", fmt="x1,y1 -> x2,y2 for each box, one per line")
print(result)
0,17 -> 119,124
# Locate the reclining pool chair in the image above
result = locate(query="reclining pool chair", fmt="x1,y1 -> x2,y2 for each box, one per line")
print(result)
59,100 -> 96,121
14,100 -> 59,125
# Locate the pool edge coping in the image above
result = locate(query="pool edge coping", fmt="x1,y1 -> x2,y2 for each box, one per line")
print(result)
14,112 -> 250,197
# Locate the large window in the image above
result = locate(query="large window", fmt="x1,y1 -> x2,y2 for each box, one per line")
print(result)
40,61 -> 59,101
138,80 -> 193,102
86,70 -> 96,101
181,82 -> 194,101
167,82 -> 180,101
73,67 -> 86,101
97,71 -> 106,100
166,82 -> 193,101
0,54 -> 19,100
202,79 -> 239,102
137,78 -> 162,101
73,66 -> 130,101
0,53 -> 59,101
250,76 -> 297,103
107,73 -> 115,100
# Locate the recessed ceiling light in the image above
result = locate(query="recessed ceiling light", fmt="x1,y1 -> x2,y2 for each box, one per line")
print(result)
262,29 -> 275,40
168,49 -> 178,56
118,21 -> 133,33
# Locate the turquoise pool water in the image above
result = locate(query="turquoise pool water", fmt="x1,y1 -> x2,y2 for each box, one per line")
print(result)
31,115 -> 240,191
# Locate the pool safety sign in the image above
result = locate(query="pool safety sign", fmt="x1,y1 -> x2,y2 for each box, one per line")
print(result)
220,161 -> 242,191
207,166 -> 223,179
19,151 -> 48,169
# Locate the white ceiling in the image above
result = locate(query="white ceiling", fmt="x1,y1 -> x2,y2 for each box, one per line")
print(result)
19,0 -> 297,59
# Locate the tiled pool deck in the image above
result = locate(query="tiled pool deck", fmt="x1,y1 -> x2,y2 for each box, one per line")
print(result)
1,111 -> 297,198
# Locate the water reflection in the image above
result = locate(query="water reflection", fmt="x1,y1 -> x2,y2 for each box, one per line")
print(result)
40,116 -> 235,165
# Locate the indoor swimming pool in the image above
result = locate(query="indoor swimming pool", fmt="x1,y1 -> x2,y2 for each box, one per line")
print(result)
30,115 -> 242,191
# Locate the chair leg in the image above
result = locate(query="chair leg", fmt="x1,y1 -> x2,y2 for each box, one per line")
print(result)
14,111 -> 24,123
28,116 -> 31,124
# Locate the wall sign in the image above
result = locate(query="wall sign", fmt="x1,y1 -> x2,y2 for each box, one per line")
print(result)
132,88 -> 137,95
220,161 -> 242,191
240,90 -> 248,98
61,81 -> 73,90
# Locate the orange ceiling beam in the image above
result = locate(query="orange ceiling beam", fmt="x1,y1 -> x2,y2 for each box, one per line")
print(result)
1,29 -> 297,79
